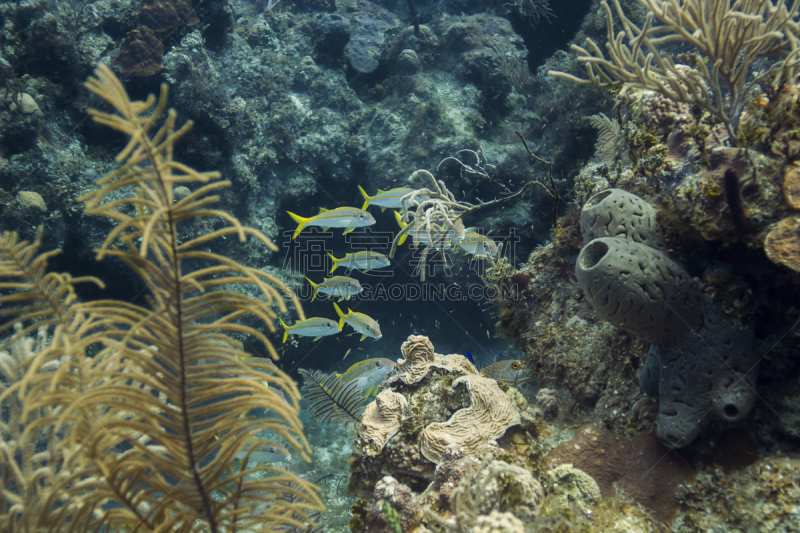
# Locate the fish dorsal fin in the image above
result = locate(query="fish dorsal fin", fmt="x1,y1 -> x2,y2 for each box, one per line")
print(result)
377,188 -> 385,194
318,207 -> 329,214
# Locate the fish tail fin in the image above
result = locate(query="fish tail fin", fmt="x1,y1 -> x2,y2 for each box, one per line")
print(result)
305,277 -> 318,302
287,211 -> 308,239
327,252 -> 339,273
394,211 -> 406,229
358,185 -> 371,210
394,211 -> 408,245
279,317 -> 289,344
333,302 -> 346,329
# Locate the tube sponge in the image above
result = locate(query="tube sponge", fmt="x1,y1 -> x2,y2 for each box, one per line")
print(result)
576,189 -> 758,448
575,237 -> 703,345
580,188 -> 666,250
648,314 -> 756,447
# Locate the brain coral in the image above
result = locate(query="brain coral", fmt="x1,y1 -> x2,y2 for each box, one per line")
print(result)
359,390 -> 408,453
420,374 -> 520,463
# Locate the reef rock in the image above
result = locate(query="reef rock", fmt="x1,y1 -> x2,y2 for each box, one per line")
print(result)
543,424 -> 694,527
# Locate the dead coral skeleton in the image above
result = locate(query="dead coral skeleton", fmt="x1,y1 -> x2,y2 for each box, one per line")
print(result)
391,154 -> 532,281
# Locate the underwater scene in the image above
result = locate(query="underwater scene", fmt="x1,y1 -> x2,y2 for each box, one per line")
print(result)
2,0 -> 800,531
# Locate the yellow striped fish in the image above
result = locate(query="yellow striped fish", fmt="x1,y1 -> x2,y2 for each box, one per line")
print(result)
358,185 -> 416,211
278,316 -> 341,343
327,251 -> 390,273
456,232 -> 498,257
333,302 -> 382,341
287,206 -> 375,239
306,276 -> 363,302
336,358 -> 396,397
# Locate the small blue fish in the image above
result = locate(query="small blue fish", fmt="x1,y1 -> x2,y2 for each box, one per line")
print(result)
464,351 -> 475,364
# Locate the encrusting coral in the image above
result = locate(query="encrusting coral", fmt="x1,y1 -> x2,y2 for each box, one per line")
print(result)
0,64 -> 322,531
542,424 -> 694,527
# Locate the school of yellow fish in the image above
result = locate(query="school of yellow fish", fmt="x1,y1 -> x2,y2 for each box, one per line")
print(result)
281,185 -> 500,345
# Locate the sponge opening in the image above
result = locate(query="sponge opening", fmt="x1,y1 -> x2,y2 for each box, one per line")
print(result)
580,240 -> 609,269
585,189 -> 614,209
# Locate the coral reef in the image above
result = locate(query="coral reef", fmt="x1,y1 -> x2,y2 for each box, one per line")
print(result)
543,463 -> 602,504
675,457 -> 800,532
764,216 -> 800,272
364,476 -> 423,533
350,335 -> 519,496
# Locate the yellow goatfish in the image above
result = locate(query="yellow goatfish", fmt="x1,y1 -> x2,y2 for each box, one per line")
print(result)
327,251 -> 390,273
306,276 -> 363,302
358,186 -> 416,211
278,316 -> 341,343
287,206 -> 375,239
333,303 -> 382,341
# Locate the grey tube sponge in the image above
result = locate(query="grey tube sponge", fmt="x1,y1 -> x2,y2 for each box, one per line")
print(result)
575,237 -> 703,345
647,312 -> 757,447
576,190 -> 758,448
580,188 -> 666,250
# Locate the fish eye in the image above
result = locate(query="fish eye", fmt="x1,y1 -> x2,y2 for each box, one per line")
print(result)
376,362 -> 382,367
269,447 -> 275,454
359,214 -> 365,219
512,362 -> 520,370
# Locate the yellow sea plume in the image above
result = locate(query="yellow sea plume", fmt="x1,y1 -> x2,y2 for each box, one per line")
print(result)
0,63 -> 321,532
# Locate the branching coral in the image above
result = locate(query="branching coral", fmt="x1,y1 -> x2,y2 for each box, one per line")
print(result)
0,64 -> 322,532
550,0 -> 800,140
